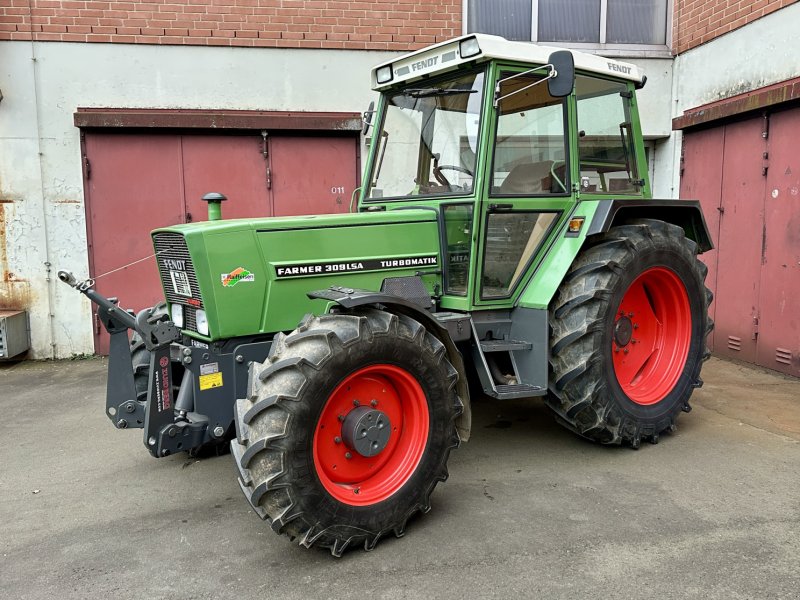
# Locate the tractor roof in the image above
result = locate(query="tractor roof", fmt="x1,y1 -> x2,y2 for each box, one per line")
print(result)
371,33 -> 644,90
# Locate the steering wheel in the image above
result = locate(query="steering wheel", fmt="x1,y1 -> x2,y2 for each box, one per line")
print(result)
432,164 -> 474,189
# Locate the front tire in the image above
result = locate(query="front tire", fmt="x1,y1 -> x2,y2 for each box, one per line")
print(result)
232,308 -> 462,556
546,219 -> 712,447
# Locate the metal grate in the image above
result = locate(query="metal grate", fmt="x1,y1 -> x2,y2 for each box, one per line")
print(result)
152,232 -> 203,308
153,232 -> 203,334
185,306 -> 198,333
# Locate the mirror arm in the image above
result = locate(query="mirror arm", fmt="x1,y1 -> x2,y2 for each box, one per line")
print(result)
493,65 -> 555,108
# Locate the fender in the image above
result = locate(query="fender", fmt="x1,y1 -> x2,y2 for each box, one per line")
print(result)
308,287 -> 473,441
586,199 -> 714,252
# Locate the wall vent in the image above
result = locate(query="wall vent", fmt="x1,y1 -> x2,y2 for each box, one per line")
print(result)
776,348 -> 793,365
727,336 -> 742,351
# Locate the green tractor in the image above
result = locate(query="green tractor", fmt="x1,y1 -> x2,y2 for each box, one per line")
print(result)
60,34 -> 712,556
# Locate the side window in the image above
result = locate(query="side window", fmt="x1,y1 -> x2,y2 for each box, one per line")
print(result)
576,76 -> 641,194
442,204 -> 474,296
491,71 -> 568,196
481,211 -> 558,298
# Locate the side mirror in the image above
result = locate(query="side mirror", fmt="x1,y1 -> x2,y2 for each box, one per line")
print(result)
362,100 -> 375,135
547,50 -> 575,97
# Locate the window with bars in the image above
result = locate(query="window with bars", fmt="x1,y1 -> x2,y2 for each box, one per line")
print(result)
466,0 -> 669,49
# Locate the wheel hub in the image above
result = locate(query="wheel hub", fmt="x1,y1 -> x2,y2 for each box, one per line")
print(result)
342,406 -> 391,457
614,315 -> 634,347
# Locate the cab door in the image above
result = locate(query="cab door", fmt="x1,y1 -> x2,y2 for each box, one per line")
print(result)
472,66 -> 574,307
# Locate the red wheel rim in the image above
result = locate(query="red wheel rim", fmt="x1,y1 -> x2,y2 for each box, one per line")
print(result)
312,364 -> 429,506
612,267 -> 692,406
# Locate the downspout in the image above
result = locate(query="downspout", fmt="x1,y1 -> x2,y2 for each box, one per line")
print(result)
28,0 -> 58,358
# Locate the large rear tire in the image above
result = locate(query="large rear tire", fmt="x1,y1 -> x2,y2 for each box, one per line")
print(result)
232,308 -> 462,556
546,219 -> 712,447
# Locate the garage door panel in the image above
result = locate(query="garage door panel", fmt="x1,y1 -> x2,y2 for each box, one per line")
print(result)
713,118 -> 766,364
269,136 -> 357,216
85,133 -> 185,354
182,135 -> 272,221
679,127 -> 724,349
84,131 -> 360,355
758,109 -> 800,376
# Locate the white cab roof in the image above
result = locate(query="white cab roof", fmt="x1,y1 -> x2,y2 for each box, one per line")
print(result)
371,34 -> 644,90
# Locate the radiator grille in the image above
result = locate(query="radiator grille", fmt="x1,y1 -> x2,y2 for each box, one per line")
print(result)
153,232 -> 203,333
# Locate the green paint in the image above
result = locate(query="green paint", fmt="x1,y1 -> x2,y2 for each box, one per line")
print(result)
151,47 -> 657,342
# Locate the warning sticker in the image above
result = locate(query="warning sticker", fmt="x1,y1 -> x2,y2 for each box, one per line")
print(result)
199,372 -> 223,391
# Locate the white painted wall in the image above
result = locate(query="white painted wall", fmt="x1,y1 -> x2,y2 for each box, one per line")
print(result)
0,41 -> 394,357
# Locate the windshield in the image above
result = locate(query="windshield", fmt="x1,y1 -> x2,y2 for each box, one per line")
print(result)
368,70 -> 485,200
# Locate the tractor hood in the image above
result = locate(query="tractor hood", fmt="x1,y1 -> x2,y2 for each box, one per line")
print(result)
151,209 -> 442,341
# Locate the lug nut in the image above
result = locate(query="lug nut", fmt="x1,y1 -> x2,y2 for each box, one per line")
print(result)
345,452 -> 352,459
353,399 -> 360,407
370,400 -> 378,407
213,426 -> 225,438
623,348 -> 629,354
334,436 -> 342,444
338,415 -> 345,422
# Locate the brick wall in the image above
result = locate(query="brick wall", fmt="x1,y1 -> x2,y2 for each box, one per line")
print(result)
673,0 -> 797,54
0,0 -> 462,50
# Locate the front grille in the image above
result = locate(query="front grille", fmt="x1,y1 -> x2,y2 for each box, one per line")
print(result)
153,233 -> 204,333
184,306 -> 198,332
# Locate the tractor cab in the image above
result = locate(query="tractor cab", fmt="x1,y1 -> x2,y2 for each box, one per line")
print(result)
362,34 -> 651,310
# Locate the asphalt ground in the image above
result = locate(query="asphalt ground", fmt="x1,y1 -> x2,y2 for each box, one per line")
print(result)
1,356 -> 799,599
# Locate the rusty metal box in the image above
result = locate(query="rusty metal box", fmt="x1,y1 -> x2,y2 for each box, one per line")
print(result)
0,310 -> 30,359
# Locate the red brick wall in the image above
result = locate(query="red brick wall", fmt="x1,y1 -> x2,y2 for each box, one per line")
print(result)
673,0 -> 797,54
0,0 -> 462,50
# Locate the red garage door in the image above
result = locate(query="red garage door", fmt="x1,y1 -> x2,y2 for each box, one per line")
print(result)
680,107 -> 800,376
83,131 -> 359,354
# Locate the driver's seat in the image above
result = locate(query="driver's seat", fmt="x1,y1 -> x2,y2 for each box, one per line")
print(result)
497,161 -> 553,195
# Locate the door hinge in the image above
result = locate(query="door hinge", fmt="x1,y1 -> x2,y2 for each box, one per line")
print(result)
752,315 -> 759,340
83,155 -> 91,180
94,311 -> 100,334
261,130 -> 272,189
762,151 -> 769,177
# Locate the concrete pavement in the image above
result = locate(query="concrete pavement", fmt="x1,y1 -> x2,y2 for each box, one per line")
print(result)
1,356 -> 799,599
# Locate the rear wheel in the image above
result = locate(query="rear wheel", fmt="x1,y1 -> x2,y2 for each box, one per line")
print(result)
232,308 -> 462,556
547,219 -> 712,447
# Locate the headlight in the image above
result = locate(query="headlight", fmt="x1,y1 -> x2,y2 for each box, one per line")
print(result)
171,303 -> 184,329
459,37 -> 481,59
196,309 -> 209,336
376,65 -> 393,84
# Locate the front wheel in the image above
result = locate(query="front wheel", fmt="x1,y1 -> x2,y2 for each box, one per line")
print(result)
546,219 -> 712,447
232,308 -> 462,556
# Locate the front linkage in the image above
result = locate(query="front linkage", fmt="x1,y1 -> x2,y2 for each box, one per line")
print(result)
58,270 -> 269,457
